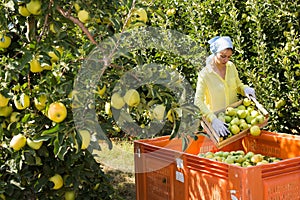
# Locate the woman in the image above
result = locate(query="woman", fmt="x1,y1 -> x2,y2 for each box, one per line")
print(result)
194,36 -> 255,137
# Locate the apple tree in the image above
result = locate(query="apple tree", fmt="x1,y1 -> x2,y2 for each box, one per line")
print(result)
1,0 -> 299,199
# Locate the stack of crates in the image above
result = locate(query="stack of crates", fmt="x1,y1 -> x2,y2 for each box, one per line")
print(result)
134,131 -> 300,200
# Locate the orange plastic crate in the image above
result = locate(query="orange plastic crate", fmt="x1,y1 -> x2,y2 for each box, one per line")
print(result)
134,131 -> 300,200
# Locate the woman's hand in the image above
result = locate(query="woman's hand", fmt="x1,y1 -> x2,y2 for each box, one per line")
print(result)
244,87 -> 256,99
211,118 -> 230,137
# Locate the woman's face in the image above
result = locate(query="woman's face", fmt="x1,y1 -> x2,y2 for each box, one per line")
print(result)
215,48 -> 233,66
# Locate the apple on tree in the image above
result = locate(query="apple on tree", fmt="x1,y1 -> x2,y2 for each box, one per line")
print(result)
0,93 -> 10,107
0,34 -> 11,49
49,174 -> 63,190
10,134 -> 27,151
47,102 -> 67,123
27,138 -> 43,150
26,0 -> 42,15
123,89 -> 140,107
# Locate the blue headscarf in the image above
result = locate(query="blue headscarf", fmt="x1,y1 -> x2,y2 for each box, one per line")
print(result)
205,36 -> 233,68
208,36 -> 233,54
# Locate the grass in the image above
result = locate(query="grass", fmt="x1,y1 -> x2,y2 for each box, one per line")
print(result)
94,140 -> 136,200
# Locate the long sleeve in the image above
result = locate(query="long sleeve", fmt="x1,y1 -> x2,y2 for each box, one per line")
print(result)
194,61 -> 247,122
194,70 -> 217,122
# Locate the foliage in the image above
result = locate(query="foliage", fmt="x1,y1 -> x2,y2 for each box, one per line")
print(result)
0,0 -> 299,199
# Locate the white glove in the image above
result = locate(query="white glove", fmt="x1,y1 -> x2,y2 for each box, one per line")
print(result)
244,87 -> 256,99
211,118 -> 230,137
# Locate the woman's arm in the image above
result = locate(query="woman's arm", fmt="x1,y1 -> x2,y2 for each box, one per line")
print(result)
194,71 -> 217,122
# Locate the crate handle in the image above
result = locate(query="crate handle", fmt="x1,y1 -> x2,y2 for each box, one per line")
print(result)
250,96 -> 269,117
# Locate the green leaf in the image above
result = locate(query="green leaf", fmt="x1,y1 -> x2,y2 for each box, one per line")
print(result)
41,124 -> 60,136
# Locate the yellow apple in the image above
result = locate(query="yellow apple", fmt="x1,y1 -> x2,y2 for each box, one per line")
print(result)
152,104 -> 166,121
78,130 -> 91,150
47,102 -> 67,123
0,34 -> 11,49
30,58 -> 43,73
0,106 -> 13,117
131,8 -> 148,23
74,3 -> 81,12
78,10 -> 90,23
250,154 -> 263,163
166,8 -> 176,16
49,174 -> 63,190
14,93 -> 30,110
26,138 -> 43,150
123,89 -> 140,107
0,93 -> 10,107
10,134 -> 27,151
10,112 -> 20,123
111,93 -> 125,109
19,5 -> 31,17
34,94 -> 47,111
64,191 -> 75,200
250,125 -> 261,136
26,0 -> 42,15
48,46 -> 63,63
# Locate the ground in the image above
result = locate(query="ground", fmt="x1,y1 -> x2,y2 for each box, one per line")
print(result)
94,140 -> 136,200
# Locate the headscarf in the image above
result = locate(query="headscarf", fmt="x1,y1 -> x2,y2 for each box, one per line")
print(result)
206,36 -> 233,68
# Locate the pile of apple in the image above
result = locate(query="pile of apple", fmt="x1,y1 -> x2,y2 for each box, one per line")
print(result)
198,150 -> 281,167
217,98 -> 266,139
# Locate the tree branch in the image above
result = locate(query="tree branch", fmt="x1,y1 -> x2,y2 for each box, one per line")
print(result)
56,6 -> 97,45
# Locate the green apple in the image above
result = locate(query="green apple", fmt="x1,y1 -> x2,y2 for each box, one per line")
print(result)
246,115 -> 254,124
250,125 -> 261,136
230,117 -> 240,126
255,114 -> 265,124
218,112 -> 225,118
225,107 -> 237,116
242,161 -> 252,167
234,155 -> 245,163
26,138 -> 43,150
243,98 -> 252,107
244,151 -> 254,159
250,110 -> 259,118
224,115 -> 232,123
237,109 -> 247,119
230,124 -> 240,135
247,106 -> 255,112
237,105 -> 246,110
224,156 -> 235,164
239,122 -> 249,131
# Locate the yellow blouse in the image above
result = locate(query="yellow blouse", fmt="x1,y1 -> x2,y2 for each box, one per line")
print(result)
194,61 -> 247,122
